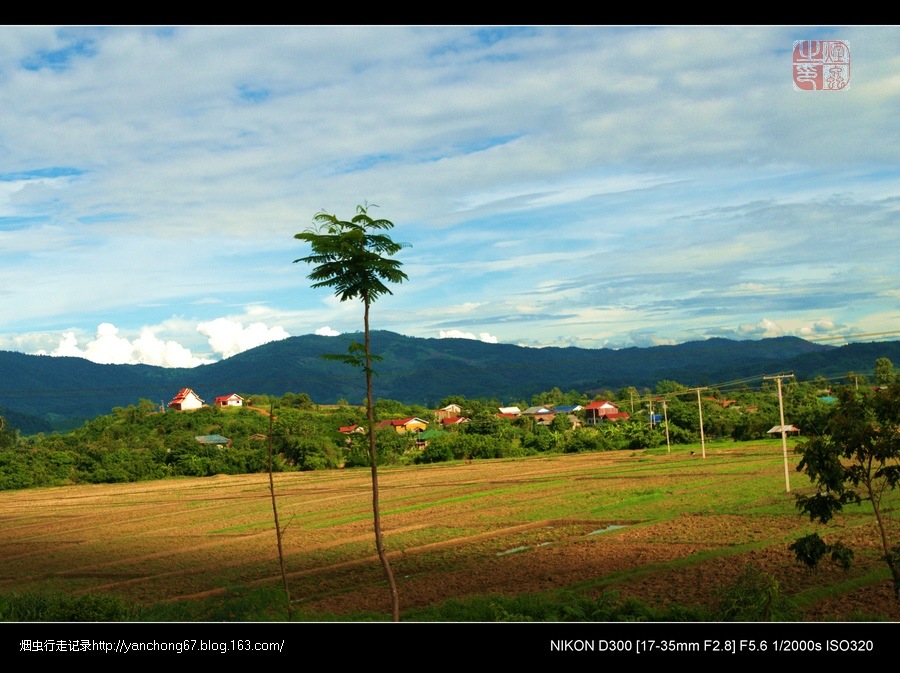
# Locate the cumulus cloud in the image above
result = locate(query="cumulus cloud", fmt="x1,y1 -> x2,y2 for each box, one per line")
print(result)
197,318 -> 290,359
439,329 -> 499,344
48,323 -> 212,367
315,326 -> 340,336
736,319 -> 785,339
131,328 -> 212,368
797,320 -> 836,336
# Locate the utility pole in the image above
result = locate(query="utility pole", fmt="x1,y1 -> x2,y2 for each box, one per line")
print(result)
764,372 -> 795,493
696,388 -> 707,459
661,398 -> 670,454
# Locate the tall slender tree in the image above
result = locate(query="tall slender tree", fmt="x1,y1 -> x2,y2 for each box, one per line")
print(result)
294,203 -> 408,621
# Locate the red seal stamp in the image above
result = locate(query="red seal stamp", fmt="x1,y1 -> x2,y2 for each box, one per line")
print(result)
793,40 -> 850,91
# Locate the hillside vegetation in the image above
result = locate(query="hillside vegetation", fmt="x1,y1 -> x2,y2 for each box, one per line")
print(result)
1,332 -> 897,432
0,368 -> 882,491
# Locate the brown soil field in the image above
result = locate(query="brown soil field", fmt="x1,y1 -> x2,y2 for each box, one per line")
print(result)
1,444 -> 898,621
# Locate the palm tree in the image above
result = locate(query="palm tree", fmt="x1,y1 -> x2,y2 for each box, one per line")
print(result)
294,203 -> 408,621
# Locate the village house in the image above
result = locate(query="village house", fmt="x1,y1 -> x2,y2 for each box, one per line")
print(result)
214,393 -> 244,407
522,406 -> 553,416
375,417 -> 429,434
168,388 -> 204,411
583,400 -> 629,425
434,404 -> 462,420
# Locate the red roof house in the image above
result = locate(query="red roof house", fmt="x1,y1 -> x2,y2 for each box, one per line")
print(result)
583,400 -> 623,425
214,393 -> 244,407
169,388 -> 204,411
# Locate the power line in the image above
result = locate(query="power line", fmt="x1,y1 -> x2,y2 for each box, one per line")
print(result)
803,330 -> 900,342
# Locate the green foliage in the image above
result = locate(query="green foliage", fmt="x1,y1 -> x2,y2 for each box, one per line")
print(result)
655,380 -> 688,395
0,413 -> 18,450
280,392 -> 315,410
795,381 -> 900,596
716,564 -> 798,622
416,438 -> 455,464
272,407 -> 344,470
295,204 -> 408,303
0,591 -> 140,622
403,590 -> 714,623
620,419 -> 665,450
563,427 -> 616,453
789,532 -> 854,571
2,402 -> 291,489
874,357 -> 895,386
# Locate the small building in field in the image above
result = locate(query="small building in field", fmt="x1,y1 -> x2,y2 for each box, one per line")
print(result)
767,424 -> 801,436
169,388 -> 204,411
195,434 -> 231,447
338,424 -> 367,435
214,393 -> 244,408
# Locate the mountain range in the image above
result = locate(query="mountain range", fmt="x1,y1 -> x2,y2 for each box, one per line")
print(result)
1,331 -> 897,434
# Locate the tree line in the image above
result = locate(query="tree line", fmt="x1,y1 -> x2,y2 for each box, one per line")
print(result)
1,362 -> 892,491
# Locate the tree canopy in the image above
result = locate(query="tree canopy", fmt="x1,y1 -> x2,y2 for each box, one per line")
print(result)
294,204 -> 408,306
794,380 -> 900,597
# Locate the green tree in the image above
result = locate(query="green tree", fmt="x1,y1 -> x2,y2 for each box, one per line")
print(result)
874,357 -> 895,386
294,203 -> 408,621
0,414 -> 18,451
794,381 -> 900,597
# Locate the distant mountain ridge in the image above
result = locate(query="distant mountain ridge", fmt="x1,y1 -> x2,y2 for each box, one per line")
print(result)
1,331 -> 897,433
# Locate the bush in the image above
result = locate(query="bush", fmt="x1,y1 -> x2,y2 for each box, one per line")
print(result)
416,438 -> 454,464
716,564 -> 798,621
789,532 -> 854,571
0,591 -> 140,622
564,428 -> 616,453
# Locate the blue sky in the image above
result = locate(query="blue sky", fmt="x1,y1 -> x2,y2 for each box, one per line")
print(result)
0,26 -> 897,366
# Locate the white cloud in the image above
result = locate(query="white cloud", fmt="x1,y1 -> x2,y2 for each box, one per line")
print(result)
798,320 -> 837,336
196,317 -> 290,359
0,27 -> 896,354
47,323 -> 212,367
736,319 -> 785,339
315,326 -> 340,336
49,331 -> 83,358
132,328 -> 213,368
439,329 -> 499,344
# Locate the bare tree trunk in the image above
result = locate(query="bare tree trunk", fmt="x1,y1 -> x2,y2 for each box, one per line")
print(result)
267,403 -> 293,619
364,300 -> 401,621
865,473 -> 900,599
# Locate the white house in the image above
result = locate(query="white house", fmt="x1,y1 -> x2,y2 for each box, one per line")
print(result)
168,388 -> 204,411
214,393 -> 244,408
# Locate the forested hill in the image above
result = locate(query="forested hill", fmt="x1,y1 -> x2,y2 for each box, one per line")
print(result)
1,331 -> 897,433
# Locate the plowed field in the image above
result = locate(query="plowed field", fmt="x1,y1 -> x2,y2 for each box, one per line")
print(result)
1,443 -> 897,620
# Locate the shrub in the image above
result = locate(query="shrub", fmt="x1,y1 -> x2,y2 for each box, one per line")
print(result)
0,591 -> 140,622
716,564 -> 798,621
789,533 -> 854,571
